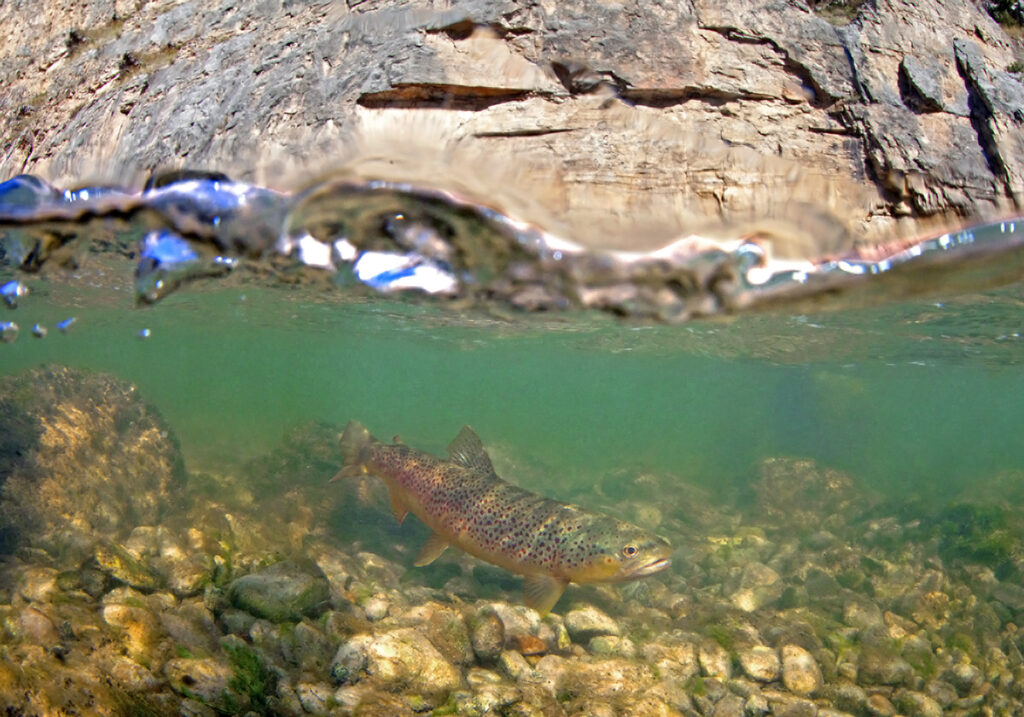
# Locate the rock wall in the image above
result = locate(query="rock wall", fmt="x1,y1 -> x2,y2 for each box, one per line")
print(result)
0,0 -> 1022,252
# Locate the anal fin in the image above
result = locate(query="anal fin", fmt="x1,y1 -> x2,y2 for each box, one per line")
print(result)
413,532 -> 450,567
522,574 -> 568,615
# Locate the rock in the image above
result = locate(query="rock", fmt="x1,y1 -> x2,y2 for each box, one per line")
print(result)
558,657 -> 657,702
943,661 -> 984,695
471,608 -> 505,663
588,635 -> 636,659
0,0 -> 1019,253
740,646 -> 781,683
712,694 -> 745,717
729,562 -> 783,612
642,634 -> 700,681
843,599 -> 884,631
18,607 -> 59,644
15,567 -> 59,602
332,627 -> 461,697
0,366 -> 183,562
858,647 -> 914,686
362,596 -> 390,622
228,560 -> 330,622
564,604 -> 621,643
103,603 -> 167,663
409,602 -> 475,666
865,692 -> 896,715
109,657 -> 162,692
95,542 -> 163,591
164,657 -> 241,710
893,688 -> 943,717
781,644 -> 822,697
756,458 -> 862,532
499,649 -> 535,682
699,640 -> 733,679
295,681 -> 333,715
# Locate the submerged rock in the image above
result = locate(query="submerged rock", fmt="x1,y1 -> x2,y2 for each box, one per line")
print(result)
781,644 -> 823,697
564,604 -> 621,643
0,366 -> 184,562
331,627 -> 462,698
740,645 -> 782,683
228,560 -> 330,622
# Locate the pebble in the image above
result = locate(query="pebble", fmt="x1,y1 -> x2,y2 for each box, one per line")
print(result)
471,608 -> 505,662
362,596 -> 389,621
740,645 -> 781,682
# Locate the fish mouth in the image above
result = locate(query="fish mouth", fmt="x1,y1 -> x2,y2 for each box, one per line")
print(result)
630,556 -> 672,577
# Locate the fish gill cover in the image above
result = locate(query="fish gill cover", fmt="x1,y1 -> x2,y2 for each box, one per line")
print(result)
1,171 -> 1023,323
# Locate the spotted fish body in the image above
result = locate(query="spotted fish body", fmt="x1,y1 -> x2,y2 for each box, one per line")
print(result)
336,421 -> 672,613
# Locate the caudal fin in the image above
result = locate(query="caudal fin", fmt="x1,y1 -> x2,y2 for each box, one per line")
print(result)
331,421 -> 373,481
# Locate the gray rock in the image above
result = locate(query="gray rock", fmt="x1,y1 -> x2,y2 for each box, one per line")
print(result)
564,604 -> 621,643
739,645 -> 781,683
228,560 -> 330,622
898,55 -> 945,113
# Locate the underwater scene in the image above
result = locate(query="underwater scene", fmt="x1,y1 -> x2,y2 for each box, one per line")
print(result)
1,170 -> 1024,717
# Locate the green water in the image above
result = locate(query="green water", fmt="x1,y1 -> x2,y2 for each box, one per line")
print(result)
2,277 -> 1023,506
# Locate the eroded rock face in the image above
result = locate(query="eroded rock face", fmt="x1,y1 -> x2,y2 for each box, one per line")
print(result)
0,365 -> 184,560
0,0 -> 1020,252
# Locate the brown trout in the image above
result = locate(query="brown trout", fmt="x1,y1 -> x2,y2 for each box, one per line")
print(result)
335,421 -> 672,614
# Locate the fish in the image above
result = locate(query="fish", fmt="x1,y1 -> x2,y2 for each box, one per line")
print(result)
334,421 -> 672,614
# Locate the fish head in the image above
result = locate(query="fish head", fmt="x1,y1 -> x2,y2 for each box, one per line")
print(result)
564,518 -> 673,584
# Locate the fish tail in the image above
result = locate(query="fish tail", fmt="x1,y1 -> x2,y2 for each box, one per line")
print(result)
331,420 -> 374,481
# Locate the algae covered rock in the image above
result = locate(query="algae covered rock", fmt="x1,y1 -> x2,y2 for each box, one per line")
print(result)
0,365 -> 185,561
228,559 -> 330,622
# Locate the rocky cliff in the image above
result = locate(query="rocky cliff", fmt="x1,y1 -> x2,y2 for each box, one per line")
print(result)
1,0 -> 1022,253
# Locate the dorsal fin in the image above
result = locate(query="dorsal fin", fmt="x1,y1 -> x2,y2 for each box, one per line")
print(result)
447,426 -> 495,474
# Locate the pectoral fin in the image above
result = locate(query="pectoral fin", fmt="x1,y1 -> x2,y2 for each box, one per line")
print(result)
387,488 -> 409,524
413,533 -> 450,566
522,574 -> 568,615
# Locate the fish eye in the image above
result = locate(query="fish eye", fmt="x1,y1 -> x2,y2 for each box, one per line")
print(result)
622,544 -> 639,558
